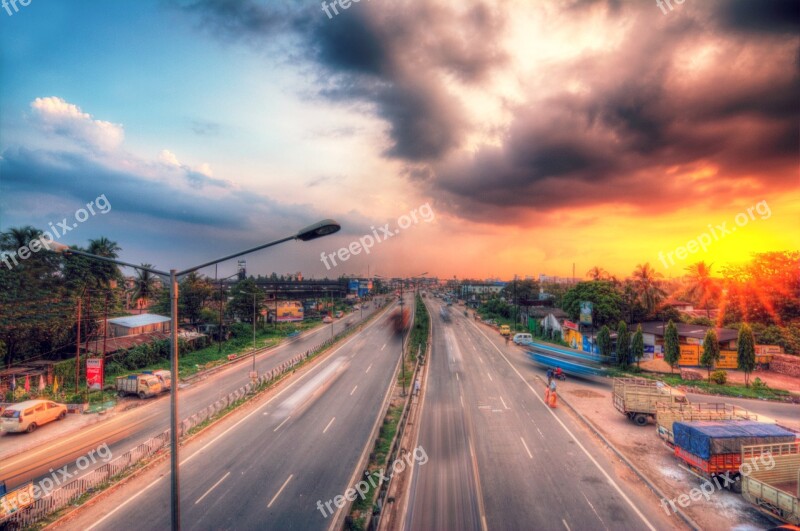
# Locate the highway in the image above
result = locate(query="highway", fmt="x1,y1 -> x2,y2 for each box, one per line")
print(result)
405,298 -> 676,530
56,297 -> 408,530
0,303 -> 383,491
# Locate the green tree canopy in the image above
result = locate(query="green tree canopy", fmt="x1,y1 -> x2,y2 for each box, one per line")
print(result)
737,323 -> 756,387
560,281 -> 622,327
664,320 -> 680,373
700,328 -> 720,381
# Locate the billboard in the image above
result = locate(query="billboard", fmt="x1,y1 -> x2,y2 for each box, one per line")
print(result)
348,279 -> 360,293
579,301 -> 593,325
86,358 -> 104,391
276,300 -> 304,322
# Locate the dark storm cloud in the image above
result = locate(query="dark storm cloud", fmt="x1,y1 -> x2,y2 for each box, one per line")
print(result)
715,0 -> 800,34
173,0 -> 506,161
0,147 -> 312,230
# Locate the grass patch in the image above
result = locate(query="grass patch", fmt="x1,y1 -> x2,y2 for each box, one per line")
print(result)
628,371 -> 793,401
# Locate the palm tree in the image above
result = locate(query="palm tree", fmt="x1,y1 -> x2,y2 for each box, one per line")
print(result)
130,264 -> 161,311
684,261 -> 720,318
87,237 -> 123,288
632,262 -> 665,317
586,266 -> 609,281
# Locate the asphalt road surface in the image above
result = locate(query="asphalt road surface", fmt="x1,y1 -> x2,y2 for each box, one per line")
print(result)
0,304 -> 382,491
56,298 -> 408,530
406,299 -> 677,531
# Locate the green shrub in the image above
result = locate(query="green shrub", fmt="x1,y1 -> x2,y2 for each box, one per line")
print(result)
752,377 -> 768,390
709,370 -> 727,385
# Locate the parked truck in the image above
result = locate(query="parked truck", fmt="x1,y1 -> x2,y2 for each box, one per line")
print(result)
612,377 -> 687,426
656,402 -> 760,447
741,441 -> 800,525
672,420 -> 797,493
142,370 -> 171,391
115,374 -> 163,399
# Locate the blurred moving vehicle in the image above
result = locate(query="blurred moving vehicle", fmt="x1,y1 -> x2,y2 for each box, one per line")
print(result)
322,315 -> 334,324
499,325 -> 511,336
0,399 -> 67,433
390,308 -> 410,334
335,311 -> 344,318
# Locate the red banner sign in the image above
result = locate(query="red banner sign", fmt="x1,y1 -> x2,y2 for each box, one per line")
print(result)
564,320 -> 578,330
86,358 -> 104,391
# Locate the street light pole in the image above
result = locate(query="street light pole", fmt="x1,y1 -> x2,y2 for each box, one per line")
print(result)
51,218 -> 340,531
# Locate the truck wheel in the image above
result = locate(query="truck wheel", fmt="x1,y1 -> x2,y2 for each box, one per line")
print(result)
139,392 -> 147,399
731,477 -> 742,493
118,391 -> 126,398
633,414 -> 648,426
26,423 -> 37,433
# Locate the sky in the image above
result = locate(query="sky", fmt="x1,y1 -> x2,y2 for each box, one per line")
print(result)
1,0 -> 798,281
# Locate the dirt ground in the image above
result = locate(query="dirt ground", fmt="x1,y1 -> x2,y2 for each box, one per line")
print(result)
557,378 -> 783,531
639,358 -> 800,394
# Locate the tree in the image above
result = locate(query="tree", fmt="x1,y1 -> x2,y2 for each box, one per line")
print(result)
664,320 -> 680,373
130,264 -> 161,310
560,281 -> 622,327
586,266 -> 609,281
631,325 -> 644,369
632,263 -> 666,318
597,325 -> 613,359
684,261 -> 720,319
227,279 -> 264,323
616,321 -> 630,368
737,323 -> 756,387
700,329 -> 720,381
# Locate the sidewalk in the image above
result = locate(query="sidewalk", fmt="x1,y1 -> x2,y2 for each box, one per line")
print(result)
551,372 -> 784,530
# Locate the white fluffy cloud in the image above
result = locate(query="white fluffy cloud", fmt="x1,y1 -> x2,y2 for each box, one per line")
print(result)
30,96 -> 124,152
159,149 -> 181,166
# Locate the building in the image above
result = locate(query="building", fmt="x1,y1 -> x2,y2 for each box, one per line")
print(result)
460,282 -> 505,300
107,314 -> 171,337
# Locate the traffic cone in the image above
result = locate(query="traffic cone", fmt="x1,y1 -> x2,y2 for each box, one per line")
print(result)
549,390 -> 557,408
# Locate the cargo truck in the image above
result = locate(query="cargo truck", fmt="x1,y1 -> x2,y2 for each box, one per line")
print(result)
116,374 -> 163,399
742,441 -> 800,525
612,378 -> 687,426
672,420 -> 797,493
655,402 -> 759,447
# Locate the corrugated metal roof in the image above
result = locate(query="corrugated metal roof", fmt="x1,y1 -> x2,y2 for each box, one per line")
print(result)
108,314 -> 171,328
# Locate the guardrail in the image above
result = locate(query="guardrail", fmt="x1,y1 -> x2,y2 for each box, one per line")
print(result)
0,317 -> 371,529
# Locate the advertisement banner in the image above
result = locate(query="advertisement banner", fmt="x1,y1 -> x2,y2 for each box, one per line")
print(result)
276,301 -> 304,322
678,344 -> 700,366
579,301 -> 593,325
86,358 -> 104,391
563,320 -> 578,330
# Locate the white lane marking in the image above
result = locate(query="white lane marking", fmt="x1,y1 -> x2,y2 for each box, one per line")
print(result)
563,518 -> 572,531
85,306 -> 395,531
350,385 -> 358,396
469,321 -> 657,531
381,343 -> 386,351
456,373 -> 459,381
460,394 -> 464,408
366,363 -> 373,373
274,415 -> 291,432
195,472 -> 230,504
581,492 -> 608,530
536,426 -> 544,439
267,474 -> 293,508
487,372 -> 493,382
520,437 -> 533,459
478,356 -> 483,364
500,396 -> 509,410
323,416 -> 336,434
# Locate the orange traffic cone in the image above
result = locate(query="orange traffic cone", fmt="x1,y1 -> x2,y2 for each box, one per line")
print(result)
548,390 -> 557,408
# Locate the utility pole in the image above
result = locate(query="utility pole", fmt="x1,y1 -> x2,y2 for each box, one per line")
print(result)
75,296 -> 82,394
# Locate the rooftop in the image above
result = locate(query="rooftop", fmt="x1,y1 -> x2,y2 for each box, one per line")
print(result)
107,314 -> 171,328
636,321 -> 739,343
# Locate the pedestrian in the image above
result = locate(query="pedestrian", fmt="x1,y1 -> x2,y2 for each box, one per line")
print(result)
546,368 -> 554,384
548,378 -> 558,408
414,379 -> 420,396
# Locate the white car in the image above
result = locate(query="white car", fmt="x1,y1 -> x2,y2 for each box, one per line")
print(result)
513,333 -> 533,345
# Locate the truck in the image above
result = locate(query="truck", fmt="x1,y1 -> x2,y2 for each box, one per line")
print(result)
499,325 -> 511,337
655,402 -> 760,446
142,370 -> 171,391
741,441 -> 800,525
612,377 -> 688,426
389,308 -> 410,334
116,374 -> 163,399
672,420 -> 797,493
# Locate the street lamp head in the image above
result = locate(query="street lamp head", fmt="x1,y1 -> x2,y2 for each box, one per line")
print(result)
295,219 -> 341,241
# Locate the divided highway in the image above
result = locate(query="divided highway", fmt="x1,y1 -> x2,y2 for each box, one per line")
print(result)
406,298 -> 677,530
56,297 -> 409,530
0,304 -> 382,491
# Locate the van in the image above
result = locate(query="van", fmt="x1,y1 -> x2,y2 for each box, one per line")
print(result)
513,333 -> 532,345
0,400 -> 67,433
499,325 -> 511,336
